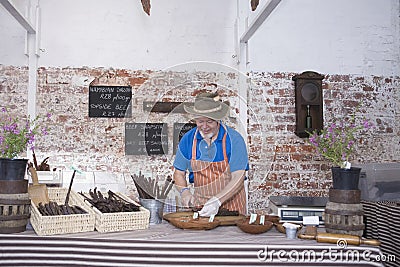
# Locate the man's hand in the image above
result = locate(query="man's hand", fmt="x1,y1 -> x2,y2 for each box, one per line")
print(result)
181,189 -> 194,208
198,196 -> 221,217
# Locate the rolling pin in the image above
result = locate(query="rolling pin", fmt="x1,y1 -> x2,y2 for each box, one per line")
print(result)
299,232 -> 381,246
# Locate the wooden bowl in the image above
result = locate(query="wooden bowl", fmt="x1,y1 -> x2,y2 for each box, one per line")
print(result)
236,217 -> 274,234
263,215 -> 280,224
163,211 -> 245,226
167,217 -> 220,230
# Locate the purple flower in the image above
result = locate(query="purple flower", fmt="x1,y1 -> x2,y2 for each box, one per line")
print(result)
309,136 -> 317,145
347,140 -> 354,149
363,120 -> 373,129
0,108 -> 51,158
307,108 -> 373,168
41,128 -> 48,136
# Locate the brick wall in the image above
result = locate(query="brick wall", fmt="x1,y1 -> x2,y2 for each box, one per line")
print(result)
0,65 -> 29,121
1,65 -> 399,212
247,71 -> 400,211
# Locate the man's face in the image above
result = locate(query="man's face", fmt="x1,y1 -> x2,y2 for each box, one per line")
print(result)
195,117 -> 219,139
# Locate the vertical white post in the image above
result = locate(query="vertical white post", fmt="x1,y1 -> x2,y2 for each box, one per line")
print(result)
235,0 -> 249,139
26,2 -> 40,159
236,0 -> 250,214
27,31 -> 38,160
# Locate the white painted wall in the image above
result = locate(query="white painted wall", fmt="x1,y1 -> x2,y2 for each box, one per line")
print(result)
1,0 -> 399,75
0,0 -> 31,66
0,0 -> 238,69
247,0 -> 400,75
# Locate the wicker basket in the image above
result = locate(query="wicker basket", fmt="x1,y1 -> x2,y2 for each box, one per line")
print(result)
82,192 -> 150,233
30,188 -> 95,236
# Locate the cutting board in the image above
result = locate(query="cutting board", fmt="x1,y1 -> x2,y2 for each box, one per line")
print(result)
163,211 -> 245,226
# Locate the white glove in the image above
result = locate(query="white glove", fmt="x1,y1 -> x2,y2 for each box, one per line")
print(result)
180,189 -> 194,208
198,196 -> 221,217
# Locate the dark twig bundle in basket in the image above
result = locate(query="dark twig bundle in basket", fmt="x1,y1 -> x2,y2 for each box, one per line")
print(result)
79,188 -> 141,213
37,201 -> 87,216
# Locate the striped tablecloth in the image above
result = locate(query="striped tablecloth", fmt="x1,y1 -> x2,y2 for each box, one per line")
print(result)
0,222 -> 387,267
362,200 -> 399,267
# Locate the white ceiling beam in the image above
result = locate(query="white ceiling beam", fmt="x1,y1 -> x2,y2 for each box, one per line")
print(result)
240,0 -> 281,43
0,0 -> 36,33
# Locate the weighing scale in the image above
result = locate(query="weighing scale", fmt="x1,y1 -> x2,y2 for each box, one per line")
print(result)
269,196 -> 328,223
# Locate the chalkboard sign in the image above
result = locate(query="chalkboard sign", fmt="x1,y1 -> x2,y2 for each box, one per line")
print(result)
89,85 -> 132,117
125,123 -> 168,155
173,122 -> 196,154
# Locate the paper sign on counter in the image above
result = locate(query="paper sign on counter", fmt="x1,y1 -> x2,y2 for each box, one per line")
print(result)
303,216 -> 319,225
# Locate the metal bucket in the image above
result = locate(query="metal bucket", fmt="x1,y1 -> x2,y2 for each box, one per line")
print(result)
140,198 -> 164,225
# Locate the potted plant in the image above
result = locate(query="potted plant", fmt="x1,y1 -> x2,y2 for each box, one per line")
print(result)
0,107 -> 50,181
307,110 -> 373,190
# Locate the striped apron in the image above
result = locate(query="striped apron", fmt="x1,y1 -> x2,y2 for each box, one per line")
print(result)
191,129 -> 246,215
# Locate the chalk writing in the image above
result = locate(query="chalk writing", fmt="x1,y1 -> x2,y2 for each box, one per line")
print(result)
89,85 -> 132,117
125,123 -> 168,155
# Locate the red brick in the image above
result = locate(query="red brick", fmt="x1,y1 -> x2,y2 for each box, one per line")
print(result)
362,85 -> 374,91
129,77 -> 147,86
116,69 -> 130,77
275,145 -> 296,153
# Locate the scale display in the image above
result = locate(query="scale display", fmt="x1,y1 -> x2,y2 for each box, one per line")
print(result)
279,208 -> 325,222
268,196 -> 328,223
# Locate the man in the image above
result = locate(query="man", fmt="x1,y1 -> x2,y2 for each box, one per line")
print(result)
173,92 -> 249,216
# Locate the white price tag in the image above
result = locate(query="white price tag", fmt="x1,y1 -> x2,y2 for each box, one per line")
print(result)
259,215 -> 265,225
209,215 -> 215,222
249,213 -> 257,224
193,212 -> 199,219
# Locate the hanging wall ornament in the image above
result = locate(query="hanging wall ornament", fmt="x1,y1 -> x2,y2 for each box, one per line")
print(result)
251,0 -> 260,11
141,0 -> 151,16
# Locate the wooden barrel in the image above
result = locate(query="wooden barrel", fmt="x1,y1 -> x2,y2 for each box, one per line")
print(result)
324,201 -> 364,236
0,193 -> 31,234
0,180 -> 28,194
328,188 -> 361,204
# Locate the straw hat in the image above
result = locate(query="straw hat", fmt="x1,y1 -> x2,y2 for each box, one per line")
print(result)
184,92 -> 229,121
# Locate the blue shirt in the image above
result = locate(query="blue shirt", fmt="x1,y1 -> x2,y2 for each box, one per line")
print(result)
173,124 -> 249,183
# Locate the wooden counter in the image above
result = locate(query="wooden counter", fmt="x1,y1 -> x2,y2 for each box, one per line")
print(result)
0,222 -> 385,267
